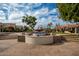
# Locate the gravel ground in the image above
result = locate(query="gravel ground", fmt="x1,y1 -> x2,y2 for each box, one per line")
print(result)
0,39 -> 79,56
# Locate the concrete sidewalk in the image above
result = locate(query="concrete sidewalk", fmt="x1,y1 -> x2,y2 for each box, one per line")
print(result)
0,39 -> 79,56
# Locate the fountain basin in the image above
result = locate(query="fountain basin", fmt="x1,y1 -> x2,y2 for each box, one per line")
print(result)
25,36 -> 53,45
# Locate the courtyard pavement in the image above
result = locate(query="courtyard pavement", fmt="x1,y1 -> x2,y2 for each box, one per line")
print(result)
0,39 -> 79,56
0,32 -> 79,56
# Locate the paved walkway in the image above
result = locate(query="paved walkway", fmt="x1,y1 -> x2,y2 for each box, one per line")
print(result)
0,39 -> 79,56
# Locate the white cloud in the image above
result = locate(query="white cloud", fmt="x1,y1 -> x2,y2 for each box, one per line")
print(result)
33,3 -> 42,7
34,8 -> 59,28
0,17 -> 5,20
29,8 -> 58,21
34,8 -> 49,17
9,3 -> 19,7
2,6 -> 8,10
49,8 -> 58,14
0,3 -> 61,28
33,8 -> 59,29
0,10 -> 6,21
26,10 -> 33,16
25,7 -> 49,19
7,10 -> 25,25
27,3 -> 42,8
1,4 -> 9,6
0,10 -> 5,16
9,11 -> 24,20
34,17 -> 52,29
16,22 -> 26,26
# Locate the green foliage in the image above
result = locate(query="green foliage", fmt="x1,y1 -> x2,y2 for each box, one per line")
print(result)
2,27 -> 14,32
22,15 -> 37,30
23,26 -> 32,32
14,27 -> 21,32
57,3 -> 79,22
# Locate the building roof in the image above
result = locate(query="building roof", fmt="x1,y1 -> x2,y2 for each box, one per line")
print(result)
56,24 -> 79,29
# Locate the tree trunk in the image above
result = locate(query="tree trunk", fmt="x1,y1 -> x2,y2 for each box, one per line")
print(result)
75,28 -> 77,34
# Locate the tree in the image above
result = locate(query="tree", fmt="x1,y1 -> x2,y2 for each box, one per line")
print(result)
22,15 -> 37,30
57,3 -> 79,33
57,3 -> 79,22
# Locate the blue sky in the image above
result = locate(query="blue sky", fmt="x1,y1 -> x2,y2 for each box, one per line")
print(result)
0,3 -> 69,29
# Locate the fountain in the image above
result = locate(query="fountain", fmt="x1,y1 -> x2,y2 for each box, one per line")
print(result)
25,23 -> 53,45
18,22 -> 53,45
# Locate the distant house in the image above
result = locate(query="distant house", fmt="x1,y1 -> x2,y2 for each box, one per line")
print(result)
0,23 -> 16,32
3,23 -> 16,28
55,23 -> 79,33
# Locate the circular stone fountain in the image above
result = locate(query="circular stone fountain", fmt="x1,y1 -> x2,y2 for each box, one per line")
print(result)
25,29 -> 53,44
25,35 -> 53,45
